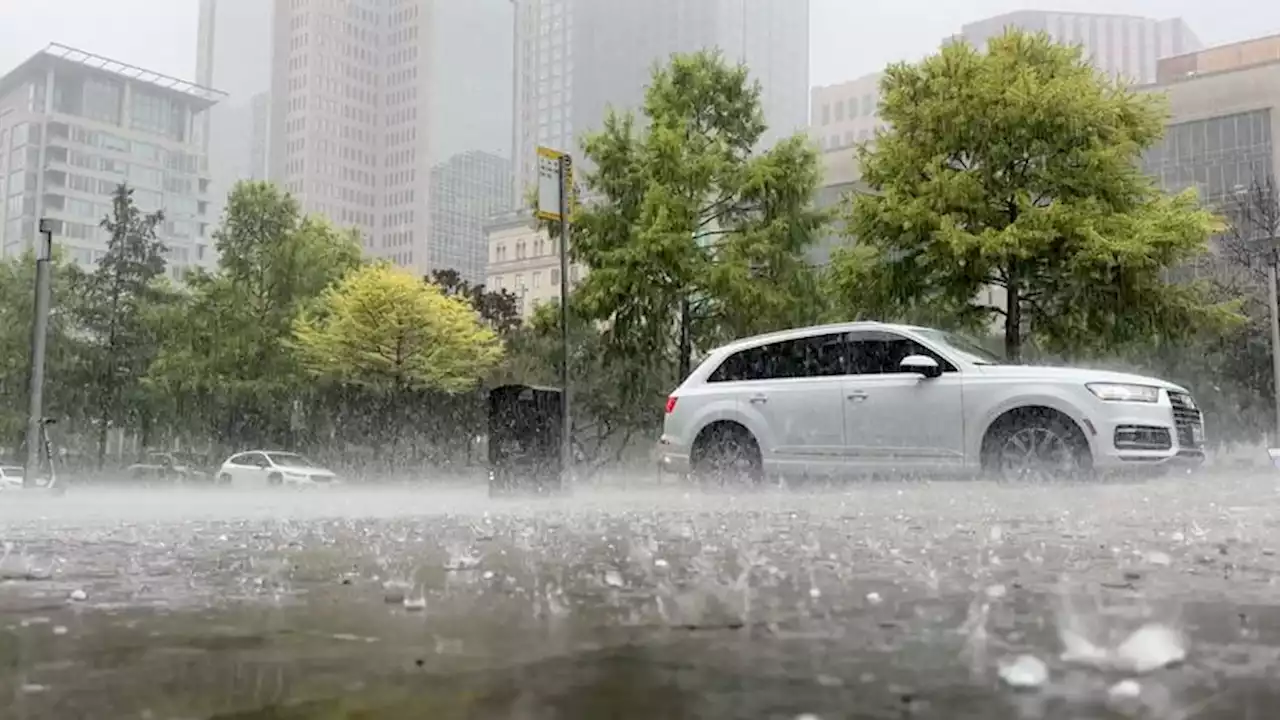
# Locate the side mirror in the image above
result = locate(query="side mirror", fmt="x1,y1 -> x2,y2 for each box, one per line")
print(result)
899,354 -> 942,378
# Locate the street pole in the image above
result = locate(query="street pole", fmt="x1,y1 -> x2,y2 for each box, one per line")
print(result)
24,219 -> 54,489
558,155 -> 573,488
1268,246 -> 1280,446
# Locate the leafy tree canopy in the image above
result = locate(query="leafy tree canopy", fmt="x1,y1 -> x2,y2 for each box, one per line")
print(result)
293,264 -> 503,394
829,29 -> 1240,360
568,49 -> 829,384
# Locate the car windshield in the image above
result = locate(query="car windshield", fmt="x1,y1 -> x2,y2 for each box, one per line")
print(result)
266,453 -> 320,468
915,328 -> 1006,365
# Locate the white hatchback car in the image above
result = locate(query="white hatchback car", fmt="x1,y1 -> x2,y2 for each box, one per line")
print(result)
216,451 -> 339,487
659,322 -> 1205,483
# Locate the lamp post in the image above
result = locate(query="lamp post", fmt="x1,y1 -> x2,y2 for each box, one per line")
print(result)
23,219 -> 54,489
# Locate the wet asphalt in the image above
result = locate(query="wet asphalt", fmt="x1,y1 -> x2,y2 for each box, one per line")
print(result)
1,473 -> 1279,719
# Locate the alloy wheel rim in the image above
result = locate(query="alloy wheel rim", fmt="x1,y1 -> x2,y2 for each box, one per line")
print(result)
998,426 -> 1076,481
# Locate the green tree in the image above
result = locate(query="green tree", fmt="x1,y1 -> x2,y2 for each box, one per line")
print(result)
292,264 -> 503,462
149,181 -> 362,449
71,185 -> 172,466
831,29 -> 1237,361
550,50 -> 827,451
0,250 -> 86,454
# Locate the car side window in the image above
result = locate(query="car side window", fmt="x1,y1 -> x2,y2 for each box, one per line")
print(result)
228,453 -> 248,465
242,452 -> 268,467
848,331 -> 957,375
709,333 -> 849,381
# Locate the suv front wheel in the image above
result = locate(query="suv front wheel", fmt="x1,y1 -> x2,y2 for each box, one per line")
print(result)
690,423 -> 764,486
982,409 -> 1092,482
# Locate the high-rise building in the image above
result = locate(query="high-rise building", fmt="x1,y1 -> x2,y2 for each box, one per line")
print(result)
261,0 -> 512,275
512,0 -> 809,198
195,0 -> 275,227
0,44 -> 222,277
1140,45 -> 1279,209
951,11 -> 1202,84
429,150 -> 513,285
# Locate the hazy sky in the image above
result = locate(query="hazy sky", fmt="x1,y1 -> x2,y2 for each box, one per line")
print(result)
2,0 -> 1279,90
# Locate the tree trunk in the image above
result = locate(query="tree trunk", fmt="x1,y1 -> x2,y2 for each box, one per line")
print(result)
678,297 -> 692,380
95,401 -> 111,470
1004,271 -> 1022,363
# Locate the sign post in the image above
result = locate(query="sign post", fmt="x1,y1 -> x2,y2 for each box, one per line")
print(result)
24,219 -> 54,489
536,147 -> 574,488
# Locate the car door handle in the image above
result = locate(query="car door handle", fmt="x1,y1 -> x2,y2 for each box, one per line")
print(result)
847,391 -> 868,402
749,395 -> 768,404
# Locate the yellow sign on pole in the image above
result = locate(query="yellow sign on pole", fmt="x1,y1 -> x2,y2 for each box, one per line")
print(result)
536,146 -> 565,222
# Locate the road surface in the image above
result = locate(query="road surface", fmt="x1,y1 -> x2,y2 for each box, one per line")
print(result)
1,475 -> 1278,719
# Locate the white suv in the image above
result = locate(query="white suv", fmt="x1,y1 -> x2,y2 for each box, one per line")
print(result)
659,322 -> 1205,483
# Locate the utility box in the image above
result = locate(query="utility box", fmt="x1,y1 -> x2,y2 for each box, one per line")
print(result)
488,384 -> 563,495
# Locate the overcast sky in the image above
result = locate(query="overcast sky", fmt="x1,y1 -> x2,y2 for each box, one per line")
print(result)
2,0 -> 1278,90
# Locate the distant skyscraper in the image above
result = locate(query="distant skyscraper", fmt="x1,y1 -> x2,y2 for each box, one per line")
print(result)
512,0 -> 809,199
429,151 -> 514,285
195,0 -> 274,228
186,0 -> 516,275
951,11 -> 1202,84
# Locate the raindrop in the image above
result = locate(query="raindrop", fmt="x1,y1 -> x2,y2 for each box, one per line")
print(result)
997,654 -> 1048,690
866,591 -> 883,606
603,570 -> 624,587
1146,551 -> 1172,567
1114,623 -> 1186,674
52,625 -> 67,636
68,588 -> 87,602
1108,679 -> 1142,700
403,596 -> 427,612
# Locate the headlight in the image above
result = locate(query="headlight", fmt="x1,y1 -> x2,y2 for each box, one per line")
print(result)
1087,383 -> 1160,403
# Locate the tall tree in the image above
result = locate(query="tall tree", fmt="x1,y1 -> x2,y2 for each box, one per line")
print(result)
149,181 -> 362,449
73,185 -> 170,466
831,30 -> 1236,361
560,50 -> 827,442
293,264 -> 503,460
0,250 -> 86,453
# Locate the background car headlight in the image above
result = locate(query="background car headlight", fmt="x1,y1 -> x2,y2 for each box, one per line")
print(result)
1087,383 -> 1160,403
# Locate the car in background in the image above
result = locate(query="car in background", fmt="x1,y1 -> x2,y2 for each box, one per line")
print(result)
216,451 -> 339,488
659,321 -> 1205,484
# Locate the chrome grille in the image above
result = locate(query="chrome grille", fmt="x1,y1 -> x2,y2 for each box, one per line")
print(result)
1168,391 -> 1204,448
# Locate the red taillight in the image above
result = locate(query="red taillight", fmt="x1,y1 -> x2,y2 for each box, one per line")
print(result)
665,396 -> 678,414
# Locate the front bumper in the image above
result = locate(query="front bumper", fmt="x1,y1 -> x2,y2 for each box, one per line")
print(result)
1090,392 -> 1206,470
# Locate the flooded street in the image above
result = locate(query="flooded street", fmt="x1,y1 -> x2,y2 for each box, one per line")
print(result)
2,475 -> 1280,719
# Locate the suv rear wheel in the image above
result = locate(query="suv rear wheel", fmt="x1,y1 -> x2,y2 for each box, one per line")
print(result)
982,409 -> 1092,482
690,423 -> 764,486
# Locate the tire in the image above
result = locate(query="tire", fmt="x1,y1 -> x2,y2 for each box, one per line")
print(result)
690,423 -> 764,487
982,408 -> 1092,482
267,472 -> 283,487
217,473 -> 232,486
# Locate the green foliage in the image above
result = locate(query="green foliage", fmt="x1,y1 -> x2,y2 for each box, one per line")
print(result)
542,50 -> 828,458
69,185 -> 172,465
149,181 -> 362,448
831,29 -> 1239,360
0,250 -> 86,453
293,264 -> 503,394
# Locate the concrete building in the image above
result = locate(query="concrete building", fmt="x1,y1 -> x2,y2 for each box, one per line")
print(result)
951,11 -> 1201,84
512,0 -> 809,198
810,71 -> 884,154
1157,34 -> 1280,83
1139,54 -> 1279,208
263,0 -> 513,275
195,0 -> 275,227
0,44 -> 223,277
485,209 -> 583,318
429,151 -> 513,285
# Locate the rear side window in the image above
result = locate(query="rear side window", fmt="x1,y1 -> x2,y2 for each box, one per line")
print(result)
848,331 -> 957,374
709,333 -> 849,382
